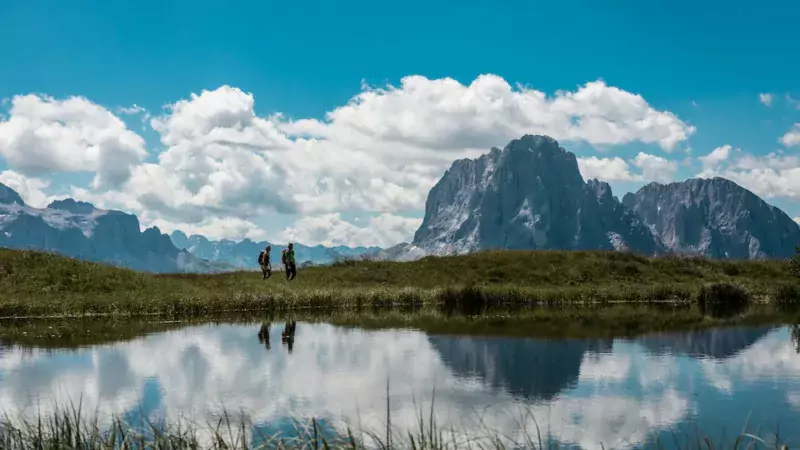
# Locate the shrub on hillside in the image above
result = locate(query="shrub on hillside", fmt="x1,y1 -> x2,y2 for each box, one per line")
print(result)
791,246 -> 800,278
774,283 -> 800,311
696,282 -> 752,318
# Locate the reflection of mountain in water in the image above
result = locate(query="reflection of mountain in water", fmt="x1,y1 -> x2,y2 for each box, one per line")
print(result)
428,336 -> 612,401
634,326 -> 775,359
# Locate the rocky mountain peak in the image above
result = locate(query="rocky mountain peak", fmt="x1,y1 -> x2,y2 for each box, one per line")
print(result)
0,183 -> 25,206
47,198 -> 97,214
623,176 -> 800,259
411,135 -> 662,255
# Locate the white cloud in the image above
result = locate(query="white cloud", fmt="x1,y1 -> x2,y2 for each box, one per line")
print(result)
0,170 -> 52,208
759,93 -> 773,107
0,94 -> 148,189
280,213 -> 422,248
631,152 -> 678,183
577,156 -> 639,182
118,104 -> 147,116
781,123 -> 800,147
696,146 -> 800,200
148,217 -> 270,242
286,75 -> 694,152
794,217 -> 800,225
577,152 -> 678,184
698,145 -> 731,171
0,76 -> 694,244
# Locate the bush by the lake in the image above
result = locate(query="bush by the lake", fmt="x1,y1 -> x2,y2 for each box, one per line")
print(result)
773,283 -> 800,311
696,282 -> 752,318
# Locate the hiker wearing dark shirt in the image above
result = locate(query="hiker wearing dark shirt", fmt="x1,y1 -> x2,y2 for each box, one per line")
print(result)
258,245 -> 272,279
282,243 -> 297,281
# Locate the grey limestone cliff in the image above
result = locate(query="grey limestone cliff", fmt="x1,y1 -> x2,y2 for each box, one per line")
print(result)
622,178 -> 800,259
410,134 -> 663,256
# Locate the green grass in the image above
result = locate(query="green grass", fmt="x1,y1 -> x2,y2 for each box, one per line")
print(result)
1,247 -> 800,324
0,400 -> 790,450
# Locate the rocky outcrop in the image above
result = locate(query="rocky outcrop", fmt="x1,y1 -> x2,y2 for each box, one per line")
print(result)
378,135 -> 800,261
410,134 -> 663,256
622,178 -> 800,259
0,183 -> 225,273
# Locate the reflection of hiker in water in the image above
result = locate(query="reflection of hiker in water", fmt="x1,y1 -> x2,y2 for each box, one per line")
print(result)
282,243 -> 297,281
258,245 -> 272,280
257,323 -> 271,351
281,320 -> 297,353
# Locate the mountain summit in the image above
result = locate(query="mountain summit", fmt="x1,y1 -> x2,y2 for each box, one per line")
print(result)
622,177 -> 800,259
412,134 -> 663,255
0,183 -> 224,273
378,135 -> 800,260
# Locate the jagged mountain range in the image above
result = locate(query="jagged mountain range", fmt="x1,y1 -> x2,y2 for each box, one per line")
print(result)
1,134 -> 797,272
374,134 -> 800,261
169,230 -> 379,269
0,195 -> 228,273
0,184 -> 376,273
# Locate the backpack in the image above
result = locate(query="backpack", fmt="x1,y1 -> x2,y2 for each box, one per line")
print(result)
258,251 -> 265,265
281,249 -> 287,264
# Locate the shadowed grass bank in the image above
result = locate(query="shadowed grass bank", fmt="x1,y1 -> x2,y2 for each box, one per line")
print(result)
3,304 -> 800,349
1,248 -> 800,323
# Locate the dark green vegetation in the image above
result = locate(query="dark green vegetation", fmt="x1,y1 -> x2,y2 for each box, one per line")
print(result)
0,402 -> 789,450
791,245 -> 800,278
2,247 -> 800,334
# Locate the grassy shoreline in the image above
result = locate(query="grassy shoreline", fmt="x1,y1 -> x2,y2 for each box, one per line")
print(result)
1,248 -> 799,336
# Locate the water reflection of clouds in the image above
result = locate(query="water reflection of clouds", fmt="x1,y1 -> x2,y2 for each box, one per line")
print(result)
0,324 -> 795,449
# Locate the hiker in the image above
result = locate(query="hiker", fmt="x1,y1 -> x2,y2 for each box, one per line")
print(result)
282,243 -> 296,281
257,323 -> 271,351
258,245 -> 272,279
281,320 -> 297,353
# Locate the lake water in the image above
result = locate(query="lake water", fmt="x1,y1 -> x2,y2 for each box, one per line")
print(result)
1,322 -> 800,449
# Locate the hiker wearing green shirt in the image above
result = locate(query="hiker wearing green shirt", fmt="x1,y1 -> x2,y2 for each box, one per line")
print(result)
282,243 -> 297,281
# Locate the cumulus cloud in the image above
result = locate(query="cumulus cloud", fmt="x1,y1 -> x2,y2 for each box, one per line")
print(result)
148,217 -> 270,242
0,76 -> 694,244
284,75 -> 694,152
280,213 -> 422,248
631,152 -> 678,183
577,152 -> 678,184
759,93 -> 773,107
0,94 -> 148,189
577,156 -> 638,181
696,146 -> 800,200
781,123 -> 800,147
697,145 -> 731,171
0,170 -> 52,207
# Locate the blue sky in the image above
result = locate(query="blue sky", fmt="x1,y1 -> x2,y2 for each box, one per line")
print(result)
0,0 -> 799,247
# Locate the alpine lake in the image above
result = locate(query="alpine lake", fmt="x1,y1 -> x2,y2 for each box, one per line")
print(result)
2,312 -> 800,450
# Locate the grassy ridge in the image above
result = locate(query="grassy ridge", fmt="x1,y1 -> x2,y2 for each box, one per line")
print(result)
0,248 -> 798,318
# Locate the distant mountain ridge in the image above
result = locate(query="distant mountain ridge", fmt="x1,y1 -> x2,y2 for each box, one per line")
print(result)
0,187 -> 228,273
373,134 -> 800,261
169,230 -> 380,270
